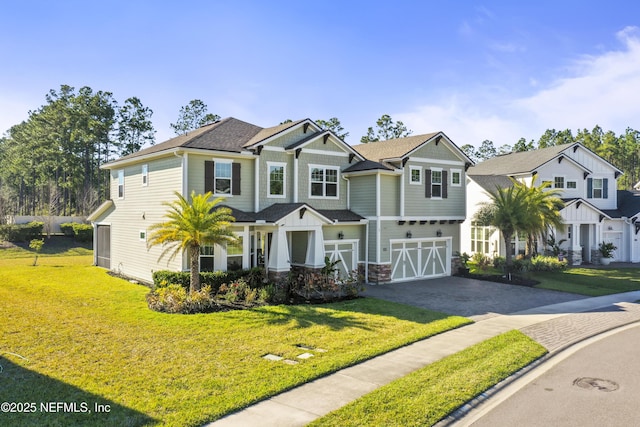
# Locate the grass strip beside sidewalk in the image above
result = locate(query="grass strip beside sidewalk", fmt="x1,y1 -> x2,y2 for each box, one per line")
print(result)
311,330 -> 546,427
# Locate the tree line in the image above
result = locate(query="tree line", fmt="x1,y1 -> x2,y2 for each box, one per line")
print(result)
461,126 -> 640,190
2,83 -> 637,218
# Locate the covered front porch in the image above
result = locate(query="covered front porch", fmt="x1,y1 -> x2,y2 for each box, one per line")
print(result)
200,203 -> 367,281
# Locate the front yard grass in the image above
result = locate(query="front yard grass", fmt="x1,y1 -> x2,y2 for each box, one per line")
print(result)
310,330 -> 546,427
0,256 -> 470,427
531,267 -> 640,296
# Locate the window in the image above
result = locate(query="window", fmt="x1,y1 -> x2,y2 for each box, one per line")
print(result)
471,222 -> 493,254
409,167 -> 422,184
227,237 -> 243,271
554,176 -> 565,189
117,169 -> 124,199
451,169 -> 461,186
310,165 -> 339,198
567,181 -> 577,189
215,161 -> 232,195
592,178 -> 603,198
200,245 -> 215,272
431,170 -> 442,198
139,230 -> 146,242
267,162 -> 286,198
142,164 -> 148,186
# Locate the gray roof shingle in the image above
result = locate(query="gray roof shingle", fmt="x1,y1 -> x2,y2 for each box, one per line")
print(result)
469,144 -> 573,175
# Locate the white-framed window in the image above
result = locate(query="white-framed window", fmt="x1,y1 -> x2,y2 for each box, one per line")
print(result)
451,169 -> 462,186
471,221 -> 494,255
214,161 -> 232,195
592,178 -> 603,198
309,165 -> 339,198
139,230 -> 146,242
142,164 -> 148,186
267,162 -> 286,198
200,245 -> 215,272
227,237 -> 243,271
567,180 -> 577,189
409,166 -> 422,185
117,169 -> 125,199
431,169 -> 443,198
554,176 -> 565,189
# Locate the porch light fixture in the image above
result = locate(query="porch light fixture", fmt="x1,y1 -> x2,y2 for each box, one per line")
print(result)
406,231 -> 412,239
338,231 -> 344,240
436,229 -> 442,237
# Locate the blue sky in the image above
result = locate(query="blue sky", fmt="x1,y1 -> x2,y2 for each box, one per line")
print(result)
2,1 -> 640,148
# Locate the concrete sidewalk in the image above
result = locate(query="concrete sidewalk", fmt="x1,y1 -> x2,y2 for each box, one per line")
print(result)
207,291 -> 640,427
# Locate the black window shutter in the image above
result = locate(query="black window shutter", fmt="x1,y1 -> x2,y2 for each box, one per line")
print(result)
587,178 -> 593,198
205,161 -> 214,193
442,171 -> 448,199
603,178 -> 608,199
232,163 -> 241,195
425,169 -> 432,198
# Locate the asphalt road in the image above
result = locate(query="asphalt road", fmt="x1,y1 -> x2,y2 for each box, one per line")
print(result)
463,323 -> 640,426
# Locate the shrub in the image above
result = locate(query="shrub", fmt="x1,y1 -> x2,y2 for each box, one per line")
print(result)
471,252 -> 492,271
71,223 -> 93,242
153,268 -> 267,295
59,222 -> 76,237
146,284 -> 218,314
493,256 -> 506,270
530,255 -> 568,272
0,222 -> 43,242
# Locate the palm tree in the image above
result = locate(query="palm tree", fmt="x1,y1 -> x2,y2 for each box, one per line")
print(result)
519,178 -> 564,256
147,191 -> 236,293
479,182 -> 528,270
478,177 -> 565,270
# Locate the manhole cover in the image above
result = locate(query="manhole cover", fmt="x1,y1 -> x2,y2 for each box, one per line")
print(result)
573,377 -> 619,392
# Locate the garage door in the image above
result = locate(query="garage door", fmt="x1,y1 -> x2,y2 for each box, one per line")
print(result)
96,225 -> 111,269
324,240 -> 358,279
391,238 -> 451,281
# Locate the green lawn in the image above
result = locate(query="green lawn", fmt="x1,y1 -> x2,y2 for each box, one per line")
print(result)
0,236 -> 92,258
311,330 -> 546,427
0,256 -> 470,427
531,267 -> 640,296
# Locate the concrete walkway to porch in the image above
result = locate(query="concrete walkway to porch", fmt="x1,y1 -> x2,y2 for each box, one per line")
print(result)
207,289 -> 640,427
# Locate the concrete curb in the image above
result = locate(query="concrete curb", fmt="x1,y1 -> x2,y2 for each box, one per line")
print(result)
435,316 -> 640,426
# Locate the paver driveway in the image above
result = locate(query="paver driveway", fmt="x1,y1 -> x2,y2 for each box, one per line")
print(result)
364,276 -> 587,320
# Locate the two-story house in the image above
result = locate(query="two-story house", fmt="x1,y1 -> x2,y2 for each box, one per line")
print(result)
88,117 -> 472,284
461,142 -> 639,264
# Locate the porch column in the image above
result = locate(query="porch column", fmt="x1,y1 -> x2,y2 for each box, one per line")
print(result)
305,226 -> 325,268
268,227 -> 291,271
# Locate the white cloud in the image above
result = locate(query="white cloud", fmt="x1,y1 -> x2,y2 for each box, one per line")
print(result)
399,27 -> 640,149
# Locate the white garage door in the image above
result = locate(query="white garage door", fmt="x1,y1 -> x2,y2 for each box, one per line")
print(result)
391,238 -> 451,281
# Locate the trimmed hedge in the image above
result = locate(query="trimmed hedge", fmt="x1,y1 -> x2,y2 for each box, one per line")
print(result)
0,221 -> 44,242
59,222 -> 93,242
152,267 -> 266,294
71,223 -> 93,242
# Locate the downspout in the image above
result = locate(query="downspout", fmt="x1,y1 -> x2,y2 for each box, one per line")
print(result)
365,219 -> 369,283
254,155 -> 260,212
376,172 -> 381,264
174,150 -> 188,271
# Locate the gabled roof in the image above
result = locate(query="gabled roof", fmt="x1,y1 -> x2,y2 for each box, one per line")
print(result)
468,175 -> 515,193
352,132 -> 440,162
563,198 -> 612,219
343,159 -> 394,173
469,144 -> 576,176
106,118 -> 263,166
243,119 -> 306,148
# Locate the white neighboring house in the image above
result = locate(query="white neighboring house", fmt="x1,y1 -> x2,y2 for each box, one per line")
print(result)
461,142 -> 640,264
